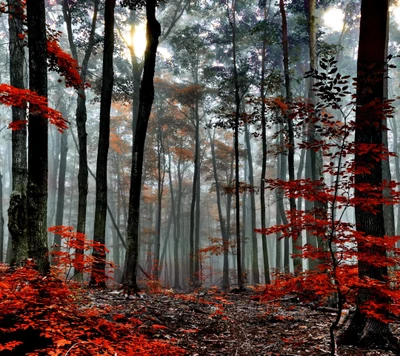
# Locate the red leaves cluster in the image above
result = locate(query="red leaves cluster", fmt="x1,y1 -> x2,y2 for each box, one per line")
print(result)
47,39 -> 84,90
0,262 -> 185,355
0,84 -> 68,132
257,59 -> 400,330
48,225 -> 113,283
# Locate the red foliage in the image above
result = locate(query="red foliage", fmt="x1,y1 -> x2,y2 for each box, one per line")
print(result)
0,84 -> 68,132
0,261 -> 185,355
255,58 -> 400,355
48,225 -> 114,283
47,39 -> 84,90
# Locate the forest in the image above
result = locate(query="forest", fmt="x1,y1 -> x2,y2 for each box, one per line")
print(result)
1,0 -> 400,355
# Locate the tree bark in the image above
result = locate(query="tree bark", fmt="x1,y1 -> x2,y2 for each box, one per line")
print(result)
339,0 -> 399,350
26,0 -> 50,274
90,0 -> 116,286
8,0 -> 28,266
124,0 -> 161,292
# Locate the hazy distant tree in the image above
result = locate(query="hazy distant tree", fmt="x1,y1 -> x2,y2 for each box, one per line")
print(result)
52,99 -> 70,264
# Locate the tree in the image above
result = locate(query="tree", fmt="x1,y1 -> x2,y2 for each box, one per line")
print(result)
26,0 -> 50,274
7,0 -> 27,266
90,0 -> 116,285
124,0 -> 161,292
62,0 -> 100,253
338,0 -> 399,349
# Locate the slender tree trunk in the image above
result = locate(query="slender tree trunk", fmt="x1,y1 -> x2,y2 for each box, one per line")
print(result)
63,0 -> 99,277
90,0 -> 116,286
305,0 -> 324,272
244,121 -> 260,284
128,11 -> 143,145
260,2 -> 271,284
280,0 -> 301,275
229,0 -> 243,290
154,123 -> 165,278
47,127 -> 60,232
189,100 -> 201,288
8,0 -> 28,266
52,109 -> 69,264
26,0 -> 50,274
209,130 -> 230,289
124,0 -> 161,292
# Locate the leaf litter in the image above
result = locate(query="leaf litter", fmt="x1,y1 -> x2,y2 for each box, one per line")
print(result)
87,287 -> 400,355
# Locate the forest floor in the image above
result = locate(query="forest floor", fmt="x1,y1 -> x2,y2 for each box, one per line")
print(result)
88,286 -> 400,356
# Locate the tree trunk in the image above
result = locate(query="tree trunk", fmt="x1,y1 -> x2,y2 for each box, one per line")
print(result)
26,0 -> 50,274
260,1 -> 271,284
244,121 -> 259,284
8,0 -> 28,266
339,0 -> 399,349
124,0 -> 161,292
280,0 -> 301,275
52,105 -> 69,264
209,130 -> 230,289
63,0 -> 99,277
154,122 -> 165,278
229,0 -> 243,290
90,0 -> 116,286
189,98 -> 201,288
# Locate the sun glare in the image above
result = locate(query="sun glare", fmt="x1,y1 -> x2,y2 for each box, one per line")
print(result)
392,4 -> 400,27
132,23 -> 147,57
322,7 -> 344,32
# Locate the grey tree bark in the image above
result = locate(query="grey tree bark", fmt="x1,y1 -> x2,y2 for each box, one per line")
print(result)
8,0 -> 28,266
26,0 -> 50,274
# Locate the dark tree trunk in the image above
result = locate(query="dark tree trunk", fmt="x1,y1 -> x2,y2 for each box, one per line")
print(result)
8,0 -> 28,266
63,0 -> 99,277
26,0 -> 50,274
260,2 -> 271,284
229,0 -> 243,290
63,0 -> 99,232
124,0 -> 161,292
90,0 -> 116,286
339,0 -> 399,350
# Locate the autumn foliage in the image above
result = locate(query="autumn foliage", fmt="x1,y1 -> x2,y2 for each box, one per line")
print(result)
254,57 -> 400,351
0,226 -> 185,355
0,84 -> 68,132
